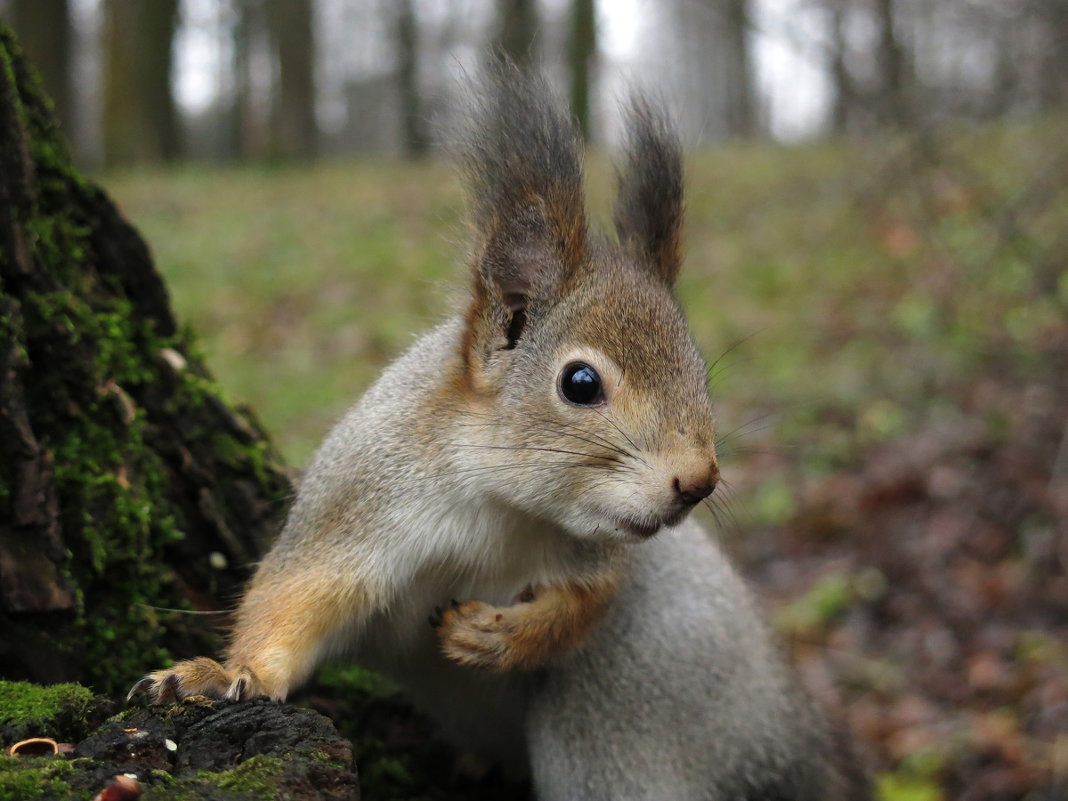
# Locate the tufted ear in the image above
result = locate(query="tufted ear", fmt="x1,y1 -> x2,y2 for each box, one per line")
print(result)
456,62 -> 588,357
613,96 -> 684,286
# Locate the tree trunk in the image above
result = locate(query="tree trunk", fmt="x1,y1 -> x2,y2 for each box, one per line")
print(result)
101,0 -> 182,165
568,0 -> 596,142
722,0 -> 755,137
826,0 -> 858,133
7,0 -> 71,136
0,24 -> 291,697
395,0 -> 429,158
495,0 -> 538,69
873,0 -> 909,126
266,0 -> 317,160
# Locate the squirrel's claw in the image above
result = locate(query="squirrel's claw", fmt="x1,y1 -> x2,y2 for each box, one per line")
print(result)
126,675 -> 155,703
125,658 -> 264,705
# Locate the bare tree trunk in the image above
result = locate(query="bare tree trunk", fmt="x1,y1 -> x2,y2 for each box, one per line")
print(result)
266,0 -> 317,160
102,0 -> 181,166
873,0 -> 909,126
227,0 -> 252,160
568,0 -> 596,142
8,0 -> 71,135
495,0 -> 538,69
723,0 -> 755,137
826,0 -> 857,133
395,0 -> 428,157
1033,0 -> 1068,110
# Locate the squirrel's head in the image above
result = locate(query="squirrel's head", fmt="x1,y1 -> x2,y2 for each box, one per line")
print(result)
452,66 -> 717,543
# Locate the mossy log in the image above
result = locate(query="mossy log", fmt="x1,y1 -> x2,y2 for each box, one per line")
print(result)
0,25 -> 291,697
0,680 -> 360,800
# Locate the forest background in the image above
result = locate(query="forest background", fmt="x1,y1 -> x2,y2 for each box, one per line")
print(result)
1,1 -> 1066,799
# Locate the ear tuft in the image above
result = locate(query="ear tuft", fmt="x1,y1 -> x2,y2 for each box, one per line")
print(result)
453,62 -> 587,319
613,96 -> 684,286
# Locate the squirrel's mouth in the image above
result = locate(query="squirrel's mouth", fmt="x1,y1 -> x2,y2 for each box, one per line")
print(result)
610,516 -> 662,539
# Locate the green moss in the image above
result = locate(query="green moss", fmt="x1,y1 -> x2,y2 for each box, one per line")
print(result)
0,682 -> 93,726
211,755 -> 285,799
0,755 -> 82,801
0,682 -> 95,745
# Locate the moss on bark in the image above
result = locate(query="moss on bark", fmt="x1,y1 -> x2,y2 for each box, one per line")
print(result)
0,681 -> 360,800
0,24 -> 291,697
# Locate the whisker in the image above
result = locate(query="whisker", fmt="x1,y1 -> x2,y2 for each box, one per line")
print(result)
715,445 -> 793,459
714,413 -> 777,449
704,330 -> 763,382
446,442 -> 620,462
591,407 -> 649,466
136,604 -> 233,615
417,460 -> 629,482
452,412 -> 637,461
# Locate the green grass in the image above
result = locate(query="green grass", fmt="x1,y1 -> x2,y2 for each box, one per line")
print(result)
102,116 -> 1066,485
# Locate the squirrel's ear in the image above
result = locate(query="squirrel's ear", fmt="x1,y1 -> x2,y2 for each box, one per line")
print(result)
613,96 -> 684,286
456,64 -> 587,352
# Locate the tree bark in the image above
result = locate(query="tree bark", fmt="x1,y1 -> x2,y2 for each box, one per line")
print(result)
7,0 -> 71,136
722,0 -> 755,137
873,0 -> 909,126
568,0 -> 596,142
266,0 -> 317,160
0,24 -> 291,697
101,0 -> 182,165
395,0 -> 429,158
495,0 -> 538,69
826,0 -> 855,134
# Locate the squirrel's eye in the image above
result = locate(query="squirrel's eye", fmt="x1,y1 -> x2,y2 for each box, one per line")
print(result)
559,362 -> 604,406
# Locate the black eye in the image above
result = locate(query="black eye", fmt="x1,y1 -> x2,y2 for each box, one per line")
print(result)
559,362 -> 604,406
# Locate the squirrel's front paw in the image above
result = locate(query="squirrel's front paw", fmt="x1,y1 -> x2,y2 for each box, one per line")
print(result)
432,600 -> 517,671
127,657 -> 263,704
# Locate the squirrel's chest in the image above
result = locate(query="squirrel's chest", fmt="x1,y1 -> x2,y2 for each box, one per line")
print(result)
359,502 -> 573,655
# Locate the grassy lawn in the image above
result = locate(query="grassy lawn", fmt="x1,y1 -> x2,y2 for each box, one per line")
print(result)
103,115 -> 1067,800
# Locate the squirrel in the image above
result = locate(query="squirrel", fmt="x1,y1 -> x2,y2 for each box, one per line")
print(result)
130,65 -> 869,800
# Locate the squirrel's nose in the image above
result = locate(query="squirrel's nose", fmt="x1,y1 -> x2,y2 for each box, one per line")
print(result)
672,467 -> 718,506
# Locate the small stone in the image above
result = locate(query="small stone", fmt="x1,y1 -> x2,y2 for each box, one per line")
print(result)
159,347 -> 187,372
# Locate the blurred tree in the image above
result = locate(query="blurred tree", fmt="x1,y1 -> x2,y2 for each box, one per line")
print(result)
266,0 -> 317,159
825,0 -> 859,133
568,0 -> 595,141
228,0 -> 255,160
6,0 -> 71,135
721,0 -> 755,136
1032,0 -> 1068,110
495,0 -> 538,68
650,0 -> 759,142
395,0 -> 428,157
873,0 -> 909,126
102,0 -> 181,166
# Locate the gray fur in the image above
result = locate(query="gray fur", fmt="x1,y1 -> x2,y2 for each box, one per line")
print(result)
527,521 -> 848,800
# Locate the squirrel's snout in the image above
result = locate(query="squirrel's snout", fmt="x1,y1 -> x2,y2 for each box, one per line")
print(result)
672,465 -> 718,506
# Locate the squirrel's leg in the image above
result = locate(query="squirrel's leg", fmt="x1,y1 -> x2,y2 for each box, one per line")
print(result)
434,574 -> 620,671
129,562 -> 372,704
